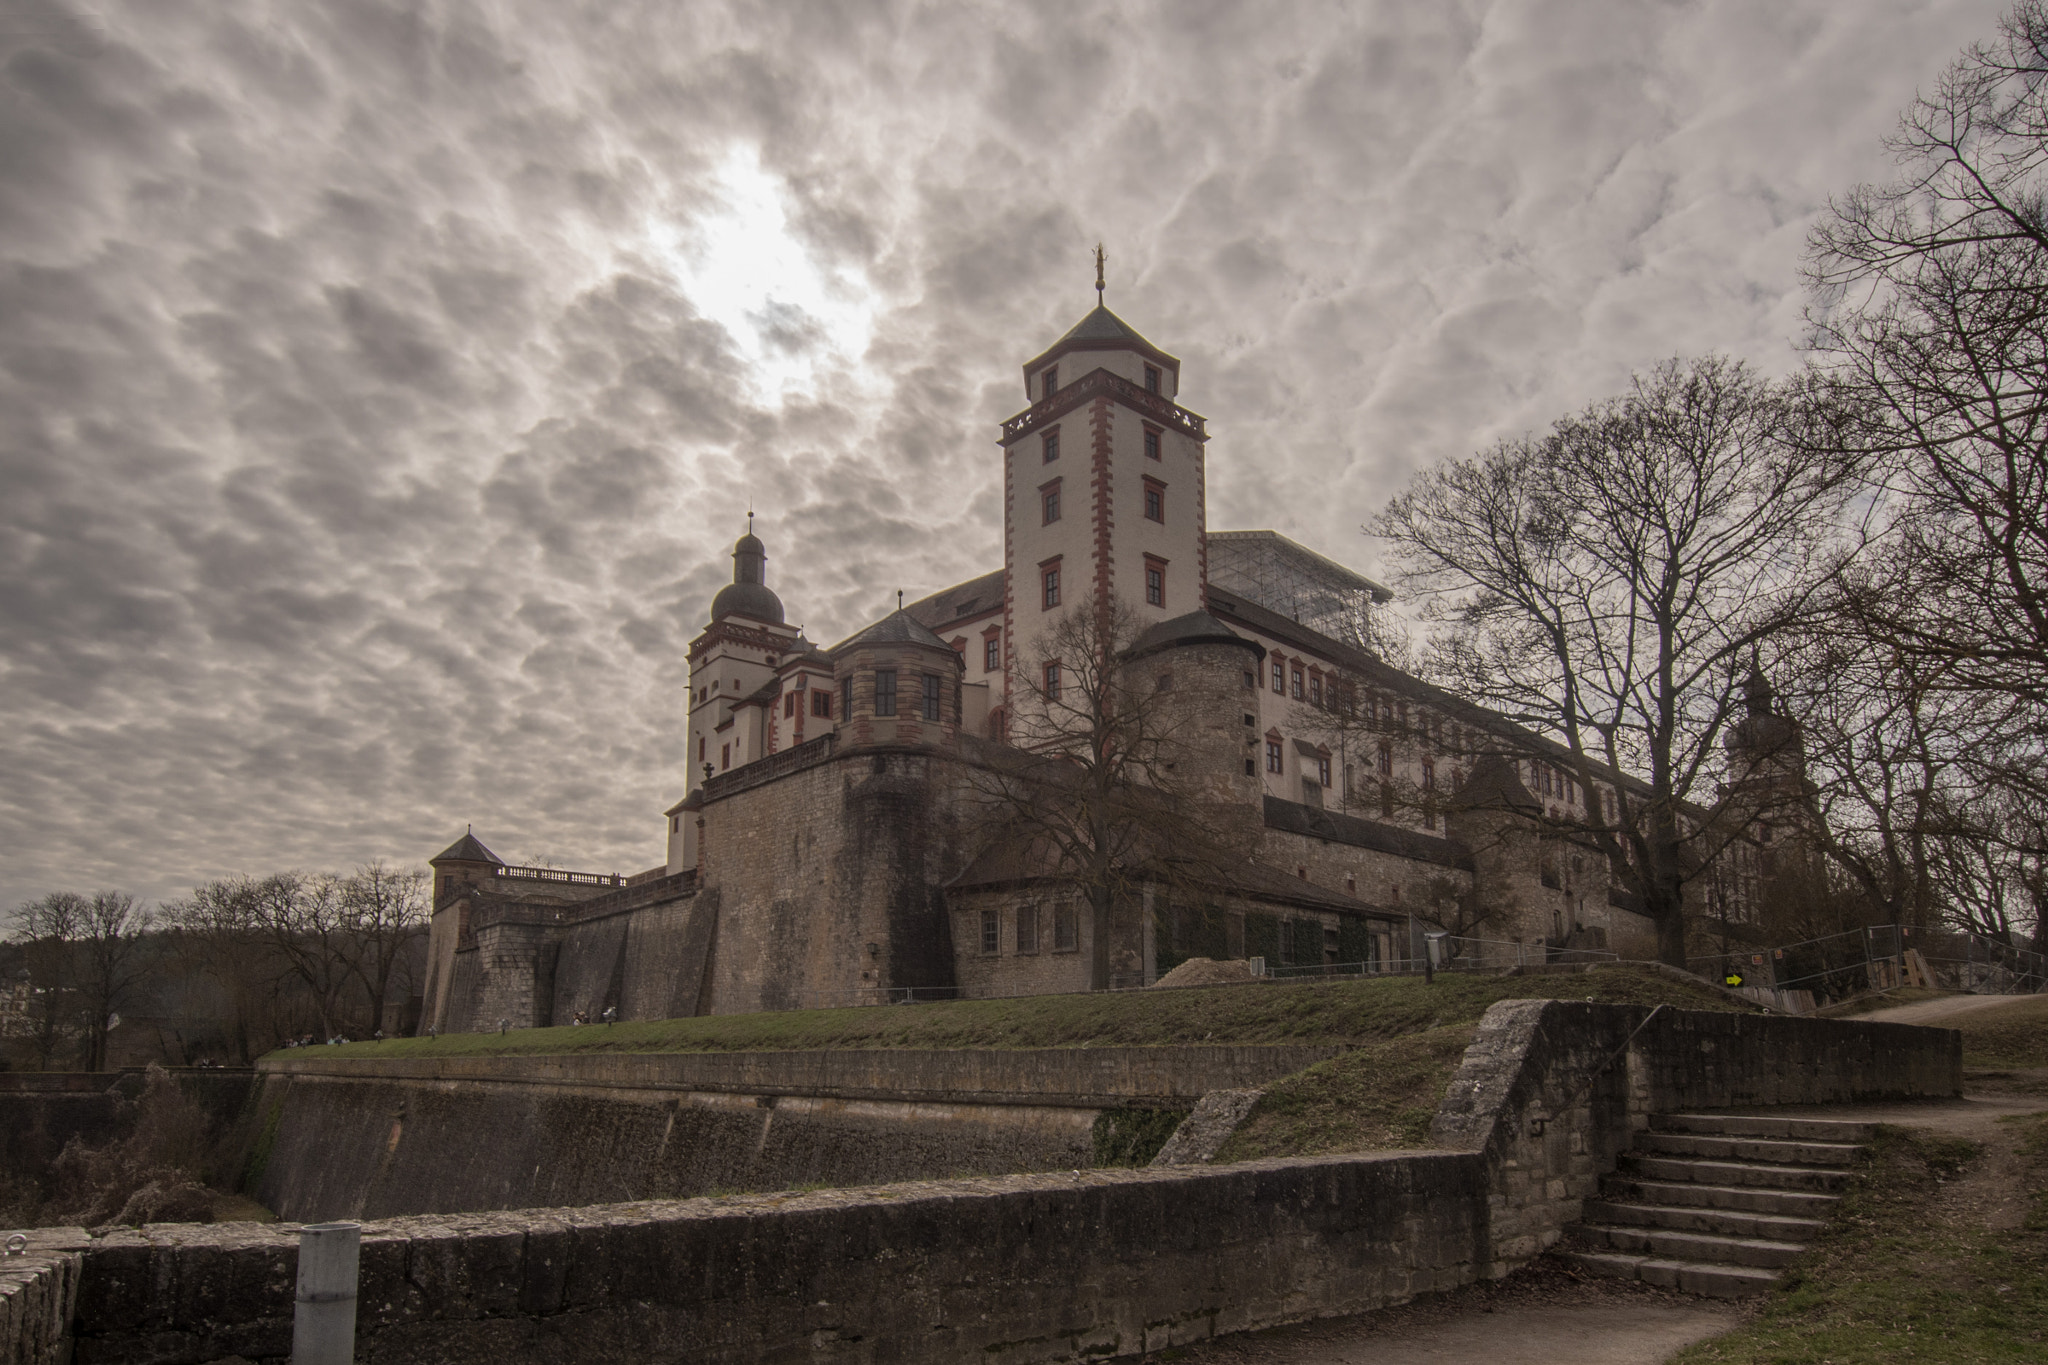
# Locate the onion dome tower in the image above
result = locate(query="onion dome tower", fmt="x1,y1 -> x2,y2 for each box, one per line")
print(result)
711,523 -> 785,625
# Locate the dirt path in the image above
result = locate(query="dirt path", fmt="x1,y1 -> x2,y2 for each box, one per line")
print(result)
1857,992 -> 2036,1026
1155,1263 -> 1741,1365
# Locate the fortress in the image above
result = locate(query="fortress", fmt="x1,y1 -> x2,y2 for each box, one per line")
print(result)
419,295 -> 1793,1034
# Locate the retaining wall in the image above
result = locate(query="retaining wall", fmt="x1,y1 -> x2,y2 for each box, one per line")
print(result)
11,1006 -> 1960,1364
245,1046 -> 1339,1222
0,1070 -> 257,1184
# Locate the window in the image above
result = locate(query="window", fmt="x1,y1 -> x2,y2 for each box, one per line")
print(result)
1317,754 -> 1332,787
1291,667 -> 1304,700
1042,428 -> 1059,463
1053,903 -> 1079,951
1272,659 -> 1285,692
784,692 -> 797,718
1422,760 -> 1437,830
922,673 -> 942,722
981,909 -> 1001,955
1266,739 -> 1284,774
721,742 -> 730,770
840,675 -> 852,721
1309,675 -> 1323,706
1143,479 -> 1164,522
1144,364 -> 1160,393
1043,661 -> 1061,700
1245,758 -> 1256,776
1042,480 -> 1061,524
1042,366 -> 1057,398
1244,670 -> 1256,688
1016,904 -> 1038,954
1042,564 -> 1061,609
812,690 -> 832,718
984,636 -> 1000,671
1377,741 -> 1393,777
698,736 -> 705,762
1143,427 -> 1160,460
1244,713 -> 1256,727
875,669 -> 897,717
1145,563 -> 1164,606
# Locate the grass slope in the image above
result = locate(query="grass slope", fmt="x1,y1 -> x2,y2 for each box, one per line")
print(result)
311,965 -> 1743,1061
1674,1118 -> 2048,1364
1955,994 -> 2048,1070
1211,1023 -> 1481,1159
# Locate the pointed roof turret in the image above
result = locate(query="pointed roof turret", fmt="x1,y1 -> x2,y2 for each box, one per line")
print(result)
829,608 -> 958,656
1022,303 -> 1181,387
1452,753 -> 1541,816
430,830 -> 503,866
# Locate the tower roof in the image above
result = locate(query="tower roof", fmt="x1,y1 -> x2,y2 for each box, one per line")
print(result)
1453,753 -> 1541,815
711,524 -> 785,625
1022,304 -> 1180,380
430,831 -> 503,866
829,608 -> 958,656
1126,609 -> 1267,661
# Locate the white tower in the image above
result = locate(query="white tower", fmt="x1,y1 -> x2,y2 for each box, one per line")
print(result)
997,252 -> 1211,715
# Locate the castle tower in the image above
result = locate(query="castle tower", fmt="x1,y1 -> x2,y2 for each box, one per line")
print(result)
670,523 -> 802,874
1722,665 -> 1816,873
998,269 -> 1210,714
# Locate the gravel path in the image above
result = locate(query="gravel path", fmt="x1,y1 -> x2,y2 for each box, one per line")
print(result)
1857,992 -> 2038,1026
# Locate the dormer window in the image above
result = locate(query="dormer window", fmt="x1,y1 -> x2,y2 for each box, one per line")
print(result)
1144,365 -> 1160,393
1042,366 -> 1058,398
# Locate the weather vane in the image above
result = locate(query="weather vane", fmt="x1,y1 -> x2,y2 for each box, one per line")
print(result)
1094,242 -> 1106,302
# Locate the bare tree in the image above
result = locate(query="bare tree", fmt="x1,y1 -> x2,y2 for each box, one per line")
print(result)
336,862 -> 429,1033
163,880 -> 290,1063
967,598 -> 1257,988
1807,0 -> 2048,754
71,892 -> 153,1072
1372,357 -> 1862,966
9,892 -> 84,1069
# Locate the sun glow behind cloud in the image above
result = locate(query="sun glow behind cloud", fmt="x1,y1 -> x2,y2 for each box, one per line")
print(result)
647,145 -> 877,403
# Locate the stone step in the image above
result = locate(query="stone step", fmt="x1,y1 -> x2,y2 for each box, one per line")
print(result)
1635,1131 -> 1865,1166
1582,1198 -> 1827,1242
1568,1222 -> 1807,1269
1557,1250 -> 1780,1299
1652,1113 -> 1879,1144
1621,1154 -> 1851,1192
1604,1177 -> 1841,1218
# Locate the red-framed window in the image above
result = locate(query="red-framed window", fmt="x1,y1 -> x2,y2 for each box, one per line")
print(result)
1143,477 -> 1165,522
1144,557 -> 1165,607
1271,656 -> 1285,692
1265,739 -> 1285,774
1144,365 -> 1160,393
1041,478 -> 1061,525
983,634 -> 1001,671
1042,366 -> 1058,399
1142,425 -> 1161,460
812,690 -> 832,718
1043,661 -> 1061,700
1291,666 -> 1304,700
1041,561 -> 1061,609
1042,427 -> 1060,463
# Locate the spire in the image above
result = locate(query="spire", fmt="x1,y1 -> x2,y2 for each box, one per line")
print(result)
1093,242 -> 1106,303
711,519 -> 785,623
1743,663 -> 1773,718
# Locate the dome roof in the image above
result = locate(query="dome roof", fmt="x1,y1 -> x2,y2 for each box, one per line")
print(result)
712,580 -> 785,624
1126,609 -> 1266,661
830,609 -> 957,656
711,524 -> 784,624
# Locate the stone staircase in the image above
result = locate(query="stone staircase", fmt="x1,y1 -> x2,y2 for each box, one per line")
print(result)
1559,1113 -> 1875,1297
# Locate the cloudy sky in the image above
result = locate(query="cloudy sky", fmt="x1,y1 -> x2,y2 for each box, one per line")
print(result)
0,0 -> 2010,909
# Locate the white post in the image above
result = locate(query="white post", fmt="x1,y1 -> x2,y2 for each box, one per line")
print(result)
293,1221 -> 361,1365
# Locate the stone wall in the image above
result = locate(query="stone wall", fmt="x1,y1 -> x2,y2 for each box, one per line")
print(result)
0,1242 -> 78,1365
242,1046 -> 1337,1222
14,1007 -> 1960,1364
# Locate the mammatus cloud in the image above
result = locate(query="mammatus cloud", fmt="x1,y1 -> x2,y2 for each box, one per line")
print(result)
0,0 -> 2009,908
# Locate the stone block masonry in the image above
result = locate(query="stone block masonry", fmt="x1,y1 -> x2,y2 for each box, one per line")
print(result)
245,1045 -> 1341,1222
16,1007 -> 1960,1364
